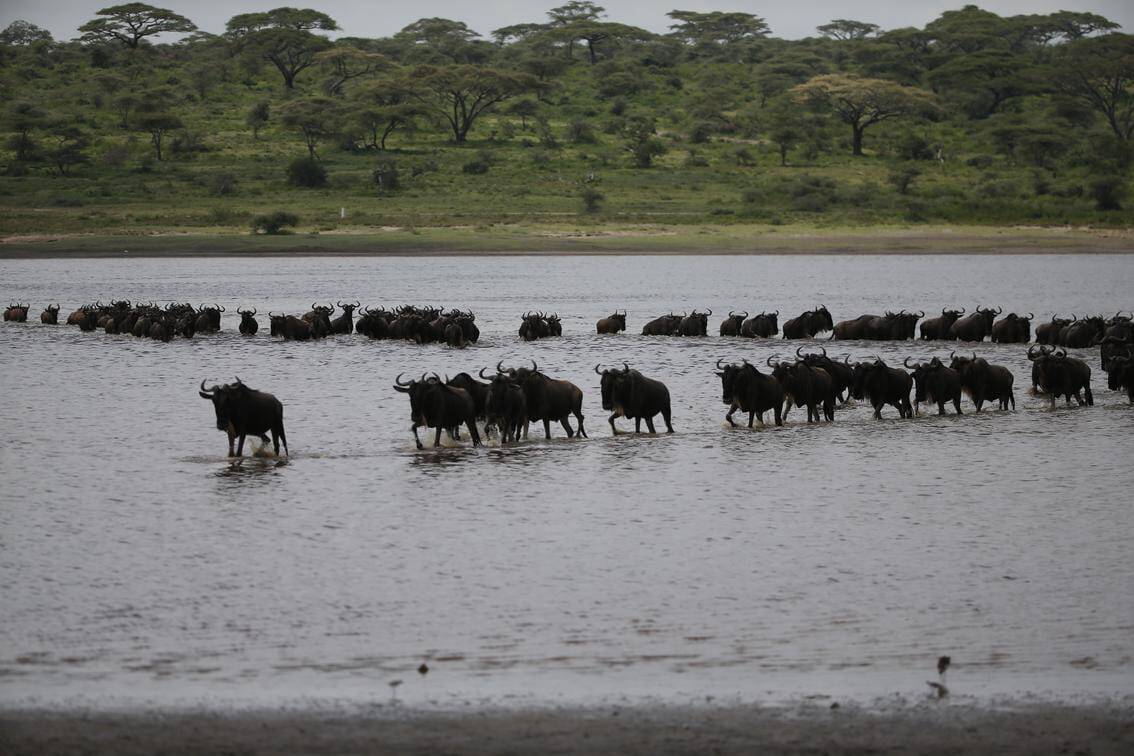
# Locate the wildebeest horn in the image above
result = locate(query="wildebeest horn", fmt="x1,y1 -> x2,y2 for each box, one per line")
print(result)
705,308 -> 712,316
1070,314 -> 1077,322
994,306 -> 1002,314
496,360 -> 507,373
1027,346 -> 1039,359
716,358 -> 726,369
916,310 -> 924,317
904,357 -> 916,368
819,346 -> 827,357
479,367 -> 492,379
958,307 -> 965,314
949,350 -> 956,360
622,362 -> 630,373
394,372 -> 412,386
199,379 -> 214,396
796,346 -> 805,358
531,360 -> 538,372
218,304 -> 225,312
729,310 -> 736,318
337,300 -> 343,307
1025,312 -> 1033,320
971,352 -> 977,361
942,307 -> 948,316
766,355 -> 777,367
595,364 -> 604,375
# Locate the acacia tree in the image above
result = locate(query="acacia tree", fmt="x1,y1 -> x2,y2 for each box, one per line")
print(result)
0,20 -> 54,46
351,82 -> 423,150
667,10 -> 770,47
401,65 -> 538,142
136,112 -> 181,160
79,3 -> 196,48
314,47 -> 390,95
792,74 -> 936,156
1054,34 -> 1134,142
226,8 -> 338,90
279,98 -> 338,156
816,19 -> 879,41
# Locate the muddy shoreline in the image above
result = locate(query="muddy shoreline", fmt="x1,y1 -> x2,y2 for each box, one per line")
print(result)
3,701 -> 1133,754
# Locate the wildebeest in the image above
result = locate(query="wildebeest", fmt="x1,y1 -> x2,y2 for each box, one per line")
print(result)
195,304 -> 224,333
331,301 -> 359,335
850,358 -> 914,419
303,303 -> 334,339
238,307 -> 258,335
719,311 -> 746,336
1100,336 -> 1132,371
1027,346 -> 1093,408
595,363 -> 674,434
641,313 -> 683,336
4,302 -> 29,322
1060,315 -> 1106,348
39,304 -> 60,324
832,314 -> 877,341
949,305 -> 1000,342
447,372 -> 491,422
519,311 -> 558,341
393,373 -> 482,449
768,355 -> 835,423
499,361 -> 586,439
677,309 -> 711,336
869,310 -> 921,340
597,310 -> 627,334
740,311 -> 778,338
796,346 -> 854,403
990,312 -> 1033,344
199,378 -> 288,457
1035,315 -> 1072,345
782,306 -> 834,339
1105,354 -> 1134,402
1104,312 -> 1132,342
919,307 -> 965,340
483,372 -> 528,443
269,313 -> 313,341
948,352 -> 1015,411
905,357 -> 963,415
716,359 -> 784,427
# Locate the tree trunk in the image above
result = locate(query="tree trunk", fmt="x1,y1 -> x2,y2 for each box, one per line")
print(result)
852,125 -> 864,156
587,40 -> 597,65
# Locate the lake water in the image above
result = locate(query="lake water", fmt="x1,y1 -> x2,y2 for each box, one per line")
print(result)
1,254 -> 1132,709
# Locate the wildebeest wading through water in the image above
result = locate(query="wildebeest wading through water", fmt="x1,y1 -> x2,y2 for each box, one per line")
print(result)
198,378 -> 288,457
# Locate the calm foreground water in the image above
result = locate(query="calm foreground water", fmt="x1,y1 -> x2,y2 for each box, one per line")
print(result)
1,254 -> 1132,709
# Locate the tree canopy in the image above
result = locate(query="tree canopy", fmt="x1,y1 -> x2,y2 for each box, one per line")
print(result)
79,3 -> 196,48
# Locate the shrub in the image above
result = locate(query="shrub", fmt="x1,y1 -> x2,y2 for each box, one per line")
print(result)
531,150 -> 552,167
580,185 -> 604,213
251,211 -> 299,235
888,165 -> 921,195
373,160 -> 399,192
208,172 -> 237,196
51,195 -> 84,207
609,98 -> 626,116
1089,175 -> 1127,211
689,122 -> 714,144
741,187 -> 762,204
897,133 -> 935,161
966,154 -> 995,169
462,160 -> 489,175
568,119 -> 597,144
733,147 -> 755,167
286,156 -> 326,188
684,150 -> 709,168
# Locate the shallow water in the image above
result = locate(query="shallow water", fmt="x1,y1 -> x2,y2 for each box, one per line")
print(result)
1,254 -> 1132,708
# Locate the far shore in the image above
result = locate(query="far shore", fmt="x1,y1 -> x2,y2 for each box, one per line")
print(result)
1,224 -> 1132,258
3,700 -> 1133,755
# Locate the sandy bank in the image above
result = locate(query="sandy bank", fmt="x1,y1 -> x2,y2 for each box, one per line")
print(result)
1,225 -> 1132,257
3,701 -> 1132,755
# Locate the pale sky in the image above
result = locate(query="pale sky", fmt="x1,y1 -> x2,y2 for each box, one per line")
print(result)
1,1 -> 1129,42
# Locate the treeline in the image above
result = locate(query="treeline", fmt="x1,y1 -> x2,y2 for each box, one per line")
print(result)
1,2 -> 1132,223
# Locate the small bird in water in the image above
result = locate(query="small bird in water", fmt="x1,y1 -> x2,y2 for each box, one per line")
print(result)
418,663 -> 429,675
927,655 -> 951,698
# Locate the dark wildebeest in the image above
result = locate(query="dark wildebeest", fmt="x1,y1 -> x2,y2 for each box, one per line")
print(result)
444,321 -> 466,347
483,372 -> 528,443
331,301 -> 359,335
199,378 -> 288,457
1105,354 -> 1134,402
949,305 -> 1000,342
796,346 -> 854,403
677,309 -> 711,336
149,317 -> 173,342
1104,312 -> 1132,342
455,310 -> 480,343
850,358 -> 914,419
1027,346 -> 1093,408
919,307 -> 965,340
597,310 -> 627,334
1035,315 -> 1072,345
832,314 -> 877,341
393,373 -> 482,450
719,311 -> 747,337
4,303 -> 29,322
948,352 -> 1015,411
445,372 -> 490,424
741,311 -> 778,338
716,359 -> 784,427
304,303 -> 334,339
1060,315 -> 1106,348
768,355 -> 835,423
501,361 -> 587,439
866,310 -> 921,341
641,313 -> 683,336
905,357 -> 963,415
39,304 -> 60,324
595,363 -> 674,434
519,311 -> 553,341
1100,336 -> 1132,371
195,304 -> 224,333
238,307 -> 258,336
269,313 -> 312,341
991,312 -> 1033,344
782,306 -> 834,339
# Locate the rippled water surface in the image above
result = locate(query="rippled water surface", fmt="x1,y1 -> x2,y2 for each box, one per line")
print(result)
2,254 -> 1132,708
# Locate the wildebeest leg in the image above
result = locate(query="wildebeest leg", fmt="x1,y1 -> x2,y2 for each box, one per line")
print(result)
725,404 -> 738,427
574,411 -> 586,438
747,411 -> 755,428
662,409 -> 673,433
451,426 -> 461,440
824,398 -> 835,421
561,417 -> 575,438
954,397 -> 963,414
937,400 -> 945,416
635,417 -> 643,433
782,400 -> 792,420
236,434 -> 246,457
435,426 -> 444,447
608,413 -> 619,435
773,405 -> 782,426
1084,387 -> 1093,406
467,421 -> 482,447
873,401 -> 883,420
544,419 -> 553,439
412,423 -> 424,450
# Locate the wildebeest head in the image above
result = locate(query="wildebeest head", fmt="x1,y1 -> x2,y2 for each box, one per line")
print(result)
268,312 -> 287,337
337,300 -> 359,317
393,372 -> 437,425
595,362 -> 633,411
199,378 -> 251,432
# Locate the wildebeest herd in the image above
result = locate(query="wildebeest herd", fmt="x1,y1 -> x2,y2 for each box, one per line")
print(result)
5,300 -> 1132,456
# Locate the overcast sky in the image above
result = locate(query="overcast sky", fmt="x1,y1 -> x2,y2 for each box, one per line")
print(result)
2,1 -> 1129,42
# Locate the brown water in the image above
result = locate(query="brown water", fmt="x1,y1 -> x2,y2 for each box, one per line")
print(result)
1,254 -> 1132,709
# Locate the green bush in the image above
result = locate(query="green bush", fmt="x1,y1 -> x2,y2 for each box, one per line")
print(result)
580,186 -> 604,213
568,119 -> 597,144
462,160 -> 489,175
372,160 -> 399,192
286,156 -> 326,188
1089,175 -> 1127,211
251,211 -> 299,235
208,172 -> 237,197
888,165 -> 921,195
